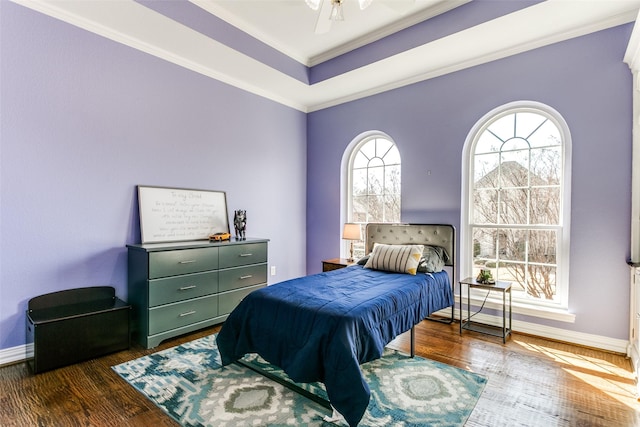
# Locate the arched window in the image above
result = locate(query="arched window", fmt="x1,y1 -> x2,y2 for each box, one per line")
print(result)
344,134 -> 401,258
463,102 -> 571,309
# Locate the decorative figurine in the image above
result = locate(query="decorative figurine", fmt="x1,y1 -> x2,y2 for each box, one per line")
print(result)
234,210 -> 247,240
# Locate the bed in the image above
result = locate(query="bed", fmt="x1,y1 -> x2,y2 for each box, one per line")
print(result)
216,223 -> 455,426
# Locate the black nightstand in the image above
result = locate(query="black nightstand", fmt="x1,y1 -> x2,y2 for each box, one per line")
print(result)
322,258 -> 356,272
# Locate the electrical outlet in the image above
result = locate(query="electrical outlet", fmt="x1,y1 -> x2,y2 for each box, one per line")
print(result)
271,266 -> 276,276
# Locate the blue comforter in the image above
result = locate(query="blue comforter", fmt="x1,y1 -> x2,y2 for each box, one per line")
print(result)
216,265 -> 453,426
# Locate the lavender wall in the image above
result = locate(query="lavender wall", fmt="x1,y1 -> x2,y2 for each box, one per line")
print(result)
0,2 -> 307,350
307,25 -> 634,340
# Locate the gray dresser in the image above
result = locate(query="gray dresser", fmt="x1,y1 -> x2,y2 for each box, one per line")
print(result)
127,238 -> 268,348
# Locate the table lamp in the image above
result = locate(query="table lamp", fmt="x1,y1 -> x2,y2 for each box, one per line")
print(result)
342,223 -> 362,262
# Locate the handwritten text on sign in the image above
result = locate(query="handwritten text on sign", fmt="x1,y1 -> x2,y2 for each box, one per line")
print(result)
138,186 -> 229,243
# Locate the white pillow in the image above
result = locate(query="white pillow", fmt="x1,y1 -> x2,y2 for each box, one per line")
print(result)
363,243 -> 424,275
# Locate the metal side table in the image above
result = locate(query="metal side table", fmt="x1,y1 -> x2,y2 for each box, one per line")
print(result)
459,277 -> 512,343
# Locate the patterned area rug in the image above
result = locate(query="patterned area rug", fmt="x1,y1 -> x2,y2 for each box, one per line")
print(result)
112,334 -> 486,426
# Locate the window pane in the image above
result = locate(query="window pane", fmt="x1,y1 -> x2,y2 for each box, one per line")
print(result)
500,150 -> 529,188
352,196 -> 367,222
360,140 -> 376,159
367,195 -> 384,222
499,228 -> 527,262
474,152 -> 500,185
369,157 -> 384,168
515,112 -> 547,139
530,147 -> 561,185
385,164 -> 401,194
367,166 -> 384,195
472,227 -> 497,261
500,188 -> 528,225
530,187 -> 560,225
473,188 -> 498,224
384,146 -> 401,165
487,114 -> 515,141
384,194 -> 401,222
352,169 -> 367,196
375,138 -> 393,158
496,260 -> 519,284
529,229 -> 557,264
475,131 -> 502,154
353,151 -> 369,168
502,137 -> 530,153
525,264 -> 557,300
528,119 -> 562,148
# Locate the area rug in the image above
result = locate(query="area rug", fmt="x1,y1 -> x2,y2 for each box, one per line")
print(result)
112,334 -> 486,426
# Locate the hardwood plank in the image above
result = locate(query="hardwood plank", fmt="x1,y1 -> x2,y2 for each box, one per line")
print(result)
388,321 -> 639,427
0,321 -> 637,426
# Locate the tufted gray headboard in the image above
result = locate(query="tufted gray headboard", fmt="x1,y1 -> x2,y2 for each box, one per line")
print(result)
364,223 -> 455,267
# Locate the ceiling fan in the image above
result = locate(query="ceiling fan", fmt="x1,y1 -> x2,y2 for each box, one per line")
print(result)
305,0 -> 415,34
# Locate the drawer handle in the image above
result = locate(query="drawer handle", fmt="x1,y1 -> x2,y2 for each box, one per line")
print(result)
240,275 -> 253,280
239,253 -> 253,257
179,310 -> 196,317
179,285 -> 197,291
179,260 -> 197,264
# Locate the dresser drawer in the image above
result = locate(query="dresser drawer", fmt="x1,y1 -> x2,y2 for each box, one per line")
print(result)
148,271 -> 218,307
149,247 -> 218,279
219,284 -> 266,316
219,264 -> 268,292
219,243 -> 267,268
148,294 -> 218,335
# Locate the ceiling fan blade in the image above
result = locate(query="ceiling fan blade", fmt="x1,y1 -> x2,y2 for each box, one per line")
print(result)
314,0 -> 333,34
379,0 -> 415,14
359,0 -> 372,10
305,0 -> 321,10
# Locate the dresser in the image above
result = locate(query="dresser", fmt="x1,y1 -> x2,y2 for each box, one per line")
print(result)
127,238 -> 268,348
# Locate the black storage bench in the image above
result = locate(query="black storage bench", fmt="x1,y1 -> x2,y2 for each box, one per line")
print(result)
26,286 -> 131,374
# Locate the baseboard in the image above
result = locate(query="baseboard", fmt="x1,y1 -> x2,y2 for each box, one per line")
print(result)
433,308 -> 629,354
0,343 -> 31,368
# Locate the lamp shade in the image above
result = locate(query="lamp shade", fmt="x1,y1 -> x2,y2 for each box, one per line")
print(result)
342,223 -> 362,241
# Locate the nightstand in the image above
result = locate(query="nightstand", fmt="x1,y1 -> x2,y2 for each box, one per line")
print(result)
322,258 -> 356,272
459,277 -> 512,343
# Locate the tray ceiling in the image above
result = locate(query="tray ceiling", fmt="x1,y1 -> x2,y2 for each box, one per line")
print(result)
11,0 -> 640,112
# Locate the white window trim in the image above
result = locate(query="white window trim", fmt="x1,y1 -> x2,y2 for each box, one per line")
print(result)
340,130 -> 397,258
461,100 -> 574,319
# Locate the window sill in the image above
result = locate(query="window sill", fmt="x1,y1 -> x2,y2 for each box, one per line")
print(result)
457,294 -> 576,323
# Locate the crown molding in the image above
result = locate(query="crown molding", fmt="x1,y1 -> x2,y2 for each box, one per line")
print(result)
9,0 -> 640,114
305,0 -> 640,111
625,10 -> 640,71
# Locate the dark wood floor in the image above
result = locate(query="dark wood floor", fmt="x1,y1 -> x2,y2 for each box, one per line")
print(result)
0,320 -> 638,426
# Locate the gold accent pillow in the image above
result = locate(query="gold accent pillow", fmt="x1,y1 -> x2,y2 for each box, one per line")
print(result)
363,243 -> 424,275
